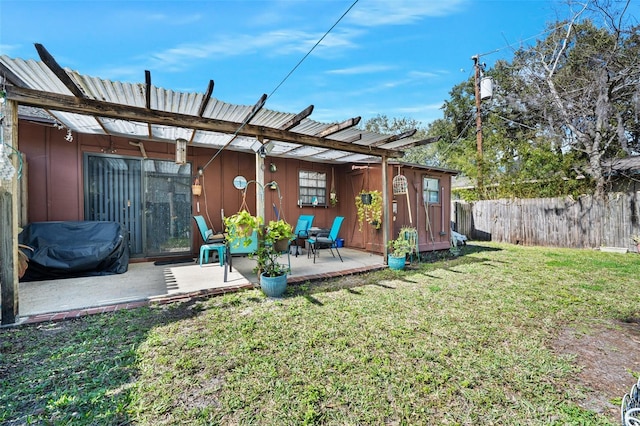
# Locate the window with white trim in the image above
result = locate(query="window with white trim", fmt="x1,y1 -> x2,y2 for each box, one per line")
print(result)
298,170 -> 327,206
423,176 -> 440,204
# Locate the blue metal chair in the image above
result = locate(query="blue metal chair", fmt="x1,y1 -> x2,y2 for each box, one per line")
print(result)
290,214 -> 314,256
307,216 -> 344,263
193,215 -> 225,244
193,215 -> 226,266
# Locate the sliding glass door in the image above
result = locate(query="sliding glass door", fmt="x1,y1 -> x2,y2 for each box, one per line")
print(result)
84,154 -> 192,257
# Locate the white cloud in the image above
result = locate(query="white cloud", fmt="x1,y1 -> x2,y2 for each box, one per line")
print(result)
144,27 -> 361,71
347,0 -> 468,27
407,70 -> 441,79
326,64 -> 395,75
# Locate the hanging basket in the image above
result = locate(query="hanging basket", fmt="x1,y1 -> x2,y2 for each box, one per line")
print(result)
273,238 -> 289,253
192,177 -> 202,196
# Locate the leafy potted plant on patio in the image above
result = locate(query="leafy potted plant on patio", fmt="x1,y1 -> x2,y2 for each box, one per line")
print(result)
387,235 -> 413,270
254,220 -> 295,297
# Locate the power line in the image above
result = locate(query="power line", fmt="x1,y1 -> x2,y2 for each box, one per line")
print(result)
477,22 -> 569,58
201,0 -> 360,171
267,0 -> 360,100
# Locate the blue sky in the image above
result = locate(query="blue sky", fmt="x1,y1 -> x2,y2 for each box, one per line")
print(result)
0,0 -> 614,128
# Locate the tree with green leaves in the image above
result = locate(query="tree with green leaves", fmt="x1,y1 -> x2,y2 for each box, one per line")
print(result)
419,0 -> 638,200
503,0 -> 639,197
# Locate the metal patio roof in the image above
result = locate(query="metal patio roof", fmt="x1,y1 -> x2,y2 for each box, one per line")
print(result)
0,50 -> 424,165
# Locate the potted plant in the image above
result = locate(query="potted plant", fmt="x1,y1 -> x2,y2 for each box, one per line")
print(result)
265,219 -> 294,252
224,210 -> 262,247
330,191 -> 338,207
387,235 -> 413,270
355,190 -> 383,230
254,221 -> 294,297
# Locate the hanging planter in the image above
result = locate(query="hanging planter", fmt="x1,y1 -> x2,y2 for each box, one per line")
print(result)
330,191 -> 338,207
329,167 -> 338,207
192,177 -> 202,196
355,190 -> 383,230
224,210 -> 262,247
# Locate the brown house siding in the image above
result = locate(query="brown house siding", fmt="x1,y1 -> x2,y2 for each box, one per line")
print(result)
18,120 -> 454,258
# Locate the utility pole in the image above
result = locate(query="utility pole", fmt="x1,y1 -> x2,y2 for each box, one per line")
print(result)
472,55 -> 483,195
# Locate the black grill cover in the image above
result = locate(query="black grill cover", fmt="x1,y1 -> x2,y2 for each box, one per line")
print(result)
19,221 -> 129,282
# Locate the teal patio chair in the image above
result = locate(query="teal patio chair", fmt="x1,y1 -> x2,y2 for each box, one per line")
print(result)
290,214 -> 314,256
307,216 -> 344,263
193,215 -> 227,266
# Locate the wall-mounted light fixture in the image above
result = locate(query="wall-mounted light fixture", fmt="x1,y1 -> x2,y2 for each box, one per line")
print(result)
250,140 -> 275,158
175,138 -> 187,165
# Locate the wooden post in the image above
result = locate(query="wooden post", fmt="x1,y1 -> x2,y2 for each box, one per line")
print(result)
472,55 -> 484,195
381,155 -> 389,263
255,140 -> 265,221
1,99 -> 19,325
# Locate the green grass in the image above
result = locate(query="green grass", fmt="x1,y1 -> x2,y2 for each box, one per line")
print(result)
2,242 -> 638,425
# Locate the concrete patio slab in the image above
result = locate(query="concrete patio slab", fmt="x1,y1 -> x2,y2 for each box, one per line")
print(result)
14,248 -> 386,324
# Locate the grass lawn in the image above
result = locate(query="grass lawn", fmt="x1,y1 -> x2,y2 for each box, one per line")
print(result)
1,242 -> 639,425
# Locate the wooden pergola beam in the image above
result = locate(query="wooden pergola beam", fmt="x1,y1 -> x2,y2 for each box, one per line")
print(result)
6,85 -> 403,158
35,43 -> 86,99
371,129 -> 417,147
144,70 -> 153,138
396,135 -> 441,149
197,80 -> 215,117
0,63 -> 29,88
315,116 -> 361,137
280,105 -> 314,130
242,93 -> 268,125
342,133 -> 362,143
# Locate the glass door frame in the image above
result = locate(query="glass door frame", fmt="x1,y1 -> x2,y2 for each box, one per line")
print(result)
83,152 -> 193,258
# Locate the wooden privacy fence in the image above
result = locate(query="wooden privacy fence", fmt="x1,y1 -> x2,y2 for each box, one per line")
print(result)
453,192 -> 640,251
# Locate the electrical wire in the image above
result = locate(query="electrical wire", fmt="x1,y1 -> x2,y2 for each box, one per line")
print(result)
438,116 -> 475,157
200,0 -> 360,171
477,21 -> 570,59
267,0 -> 360,100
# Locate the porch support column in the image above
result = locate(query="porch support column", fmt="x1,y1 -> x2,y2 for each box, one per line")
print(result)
381,155 -> 389,264
255,148 -> 265,221
1,99 -> 20,324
